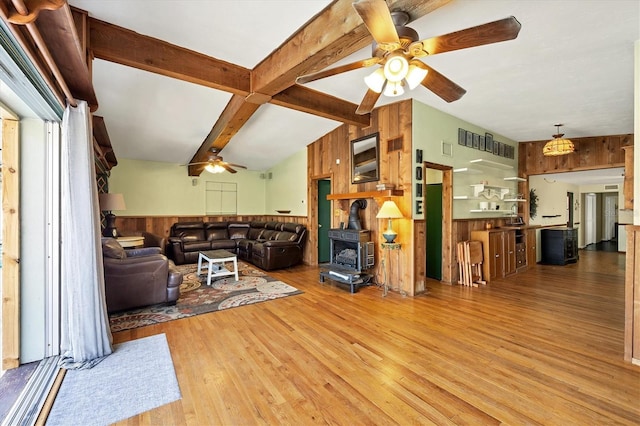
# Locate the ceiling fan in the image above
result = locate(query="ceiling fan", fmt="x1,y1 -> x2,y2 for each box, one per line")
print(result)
185,148 -> 247,174
296,0 -> 522,115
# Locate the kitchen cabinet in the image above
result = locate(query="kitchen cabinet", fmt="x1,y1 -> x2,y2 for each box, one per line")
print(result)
540,228 -> 578,265
471,229 -> 516,282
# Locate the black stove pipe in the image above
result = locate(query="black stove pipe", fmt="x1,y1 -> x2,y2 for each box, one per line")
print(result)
347,199 -> 367,230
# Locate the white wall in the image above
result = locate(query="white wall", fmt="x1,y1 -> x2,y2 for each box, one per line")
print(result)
20,118 -> 48,363
528,176 -> 578,228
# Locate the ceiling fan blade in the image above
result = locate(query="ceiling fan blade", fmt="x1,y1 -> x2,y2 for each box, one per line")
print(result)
353,0 -> 401,51
418,16 -> 522,56
356,89 -> 382,115
225,162 -> 247,169
184,161 -> 211,166
296,58 -> 381,84
415,62 -> 466,103
221,163 -> 237,174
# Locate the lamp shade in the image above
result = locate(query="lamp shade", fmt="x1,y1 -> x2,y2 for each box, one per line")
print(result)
98,193 -> 126,212
543,137 -> 575,156
405,62 -> 428,90
376,200 -> 403,219
364,68 -> 386,93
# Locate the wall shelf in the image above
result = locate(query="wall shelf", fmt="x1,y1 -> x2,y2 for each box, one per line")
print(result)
504,198 -> 526,202
453,167 -> 483,174
326,189 -> 403,200
469,159 -> 514,170
471,183 -> 509,199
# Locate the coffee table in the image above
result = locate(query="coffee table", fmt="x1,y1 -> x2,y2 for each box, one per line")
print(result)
197,249 -> 239,286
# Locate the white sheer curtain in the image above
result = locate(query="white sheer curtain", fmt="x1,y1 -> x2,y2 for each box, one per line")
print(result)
59,101 -> 113,369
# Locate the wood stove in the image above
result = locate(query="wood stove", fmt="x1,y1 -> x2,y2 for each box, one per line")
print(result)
320,228 -> 374,293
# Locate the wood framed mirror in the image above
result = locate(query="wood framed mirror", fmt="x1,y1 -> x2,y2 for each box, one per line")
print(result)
351,132 -> 380,184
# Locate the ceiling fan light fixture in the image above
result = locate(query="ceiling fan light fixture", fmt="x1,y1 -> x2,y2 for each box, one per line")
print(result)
383,52 -> 409,82
205,163 -> 226,174
405,62 -> 428,90
543,124 -> 575,156
364,68 -> 386,93
383,81 -> 404,97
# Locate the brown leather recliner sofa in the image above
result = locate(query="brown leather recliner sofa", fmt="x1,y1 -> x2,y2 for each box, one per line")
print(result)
168,221 -> 306,271
102,238 -> 182,313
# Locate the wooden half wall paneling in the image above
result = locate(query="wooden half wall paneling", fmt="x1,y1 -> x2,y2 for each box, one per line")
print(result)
307,100 -> 416,296
519,134 -> 633,175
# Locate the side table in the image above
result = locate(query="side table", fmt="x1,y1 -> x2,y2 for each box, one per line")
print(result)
381,242 -> 401,296
116,236 -> 145,248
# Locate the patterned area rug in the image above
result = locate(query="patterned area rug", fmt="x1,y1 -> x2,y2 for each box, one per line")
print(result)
109,261 -> 302,332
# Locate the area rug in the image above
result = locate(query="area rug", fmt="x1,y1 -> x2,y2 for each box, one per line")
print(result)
46,334 -> 180,426
109,261 -> 302,332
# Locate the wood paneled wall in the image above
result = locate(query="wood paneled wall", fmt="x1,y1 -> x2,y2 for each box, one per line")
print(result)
519,134 -> 633,175
624,225 -> 640,365
307,100 -> 416,295
116,215 -> 311,264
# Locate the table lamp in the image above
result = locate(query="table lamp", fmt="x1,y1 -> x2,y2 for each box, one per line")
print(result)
376,200 -> 403,243
98,193 -> 126,237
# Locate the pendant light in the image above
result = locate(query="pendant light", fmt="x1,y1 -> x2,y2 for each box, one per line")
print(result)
543,124 -> 575,156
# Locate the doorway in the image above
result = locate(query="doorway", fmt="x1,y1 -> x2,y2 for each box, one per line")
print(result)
567,192 -> 574,227
425,183 -> 443,280
317,179 -> 331,263
421,162 -> 452,283
585,193 -> 596,246
603,194 -> 617,241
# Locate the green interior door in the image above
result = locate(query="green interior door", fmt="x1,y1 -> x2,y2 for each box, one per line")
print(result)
318,179 -> 331,263
426,183 -> 443,280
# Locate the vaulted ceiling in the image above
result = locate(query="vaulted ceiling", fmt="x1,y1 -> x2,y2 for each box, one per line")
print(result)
12,1 -> 640,176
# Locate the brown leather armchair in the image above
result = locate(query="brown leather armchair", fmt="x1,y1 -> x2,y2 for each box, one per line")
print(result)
102,238 -> 182,313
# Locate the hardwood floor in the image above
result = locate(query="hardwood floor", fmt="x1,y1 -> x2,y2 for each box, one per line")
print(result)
112,250 -> 639,425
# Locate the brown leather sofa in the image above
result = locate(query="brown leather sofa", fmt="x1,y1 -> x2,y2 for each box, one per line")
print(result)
168,221 -> 306,270
102,238 -> 182,313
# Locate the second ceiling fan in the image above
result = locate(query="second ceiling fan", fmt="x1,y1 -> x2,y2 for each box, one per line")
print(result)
186,148 -> 247,174
296,0 -> 522,115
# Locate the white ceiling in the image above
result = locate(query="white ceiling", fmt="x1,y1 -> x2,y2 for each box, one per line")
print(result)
68,0 -> 639,176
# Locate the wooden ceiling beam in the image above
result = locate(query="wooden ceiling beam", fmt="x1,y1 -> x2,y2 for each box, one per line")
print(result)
0,0 -> 97,109
188,95 -> 260,176
272,85 -> 369,127
88,17 -> 252,95
35,4 -> 97,109
190,0 -> 451,176
252,0 -> 452,96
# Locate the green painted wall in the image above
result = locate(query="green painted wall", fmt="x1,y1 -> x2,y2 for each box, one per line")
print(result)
109,158 -> 267,215
109,150 -> 310,216
265,149 -> 308,216
411,100 -> 518,220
